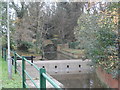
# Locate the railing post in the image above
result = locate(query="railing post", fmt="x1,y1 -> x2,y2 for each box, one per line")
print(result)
31,55 -> 33,66
4,48 -> 6,61
14,52 -> 17,74
22,56 -> 26,88
2,48 -> 3,58
39,68 -> 46,90
3,48 -> 4,59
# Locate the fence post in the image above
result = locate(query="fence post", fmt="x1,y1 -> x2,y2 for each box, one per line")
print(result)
4,48 -> 6,61
2,48 -> 3,58
14,52 -> 17,74
22,56 -> 26,88
31,55 -> 33,66
39,68 -> 46,90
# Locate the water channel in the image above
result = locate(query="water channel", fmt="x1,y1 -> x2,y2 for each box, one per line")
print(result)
50,52 -> 105,88
52,72 -> 104,88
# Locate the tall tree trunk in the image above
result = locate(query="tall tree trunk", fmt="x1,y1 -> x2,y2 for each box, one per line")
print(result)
36,3 -> 40,54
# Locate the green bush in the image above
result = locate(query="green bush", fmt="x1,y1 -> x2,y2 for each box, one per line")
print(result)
2,36 -> 16,50
69,42 -> 80,49
17,41 -> 33,51
74,13 -> 119,78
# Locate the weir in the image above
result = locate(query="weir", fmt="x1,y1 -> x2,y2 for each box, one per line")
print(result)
23,59 -> 104,88
32,59 -> 93,75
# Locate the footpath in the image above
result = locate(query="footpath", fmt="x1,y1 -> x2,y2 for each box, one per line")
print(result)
17,60 -> 64,88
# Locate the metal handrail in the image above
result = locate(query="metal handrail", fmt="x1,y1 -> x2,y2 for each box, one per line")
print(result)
16,69 -> 22,78
17,63 -> 22,68
24,58 -> 39,71
24,82 -> 29,88
2,48 -> 62,89
16,53 -> 22,58
24,70 -> 39,88
42,73 -> 61,89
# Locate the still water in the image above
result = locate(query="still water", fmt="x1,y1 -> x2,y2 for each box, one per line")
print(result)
52,72 -> 104,88
48,52 -> 105,88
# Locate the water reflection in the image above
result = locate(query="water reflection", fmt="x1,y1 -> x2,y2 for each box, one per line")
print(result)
48,52 -> 104,88
52,72 -> 104,88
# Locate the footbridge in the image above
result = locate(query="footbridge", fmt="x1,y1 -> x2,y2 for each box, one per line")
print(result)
1,48 -> 93,89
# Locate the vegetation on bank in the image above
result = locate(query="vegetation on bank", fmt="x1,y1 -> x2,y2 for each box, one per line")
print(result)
74,3 -> 120,78
0,57 -> 22,88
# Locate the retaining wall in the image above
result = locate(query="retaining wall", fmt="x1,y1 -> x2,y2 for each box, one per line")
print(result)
96,67 -> 120,89
34,59 -> 92,75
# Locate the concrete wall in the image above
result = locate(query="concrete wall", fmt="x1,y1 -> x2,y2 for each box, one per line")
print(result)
34,59 -> 92,75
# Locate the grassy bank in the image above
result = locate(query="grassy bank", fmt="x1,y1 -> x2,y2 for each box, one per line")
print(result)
0,57 -> 22,88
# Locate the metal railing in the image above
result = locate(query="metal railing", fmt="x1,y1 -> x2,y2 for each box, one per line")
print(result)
2,48 -> 7,61
2,48 -> 62,90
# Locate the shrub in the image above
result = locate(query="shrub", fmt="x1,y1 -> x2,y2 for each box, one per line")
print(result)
74,13 -> 119,78
17,41 -> 33,51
